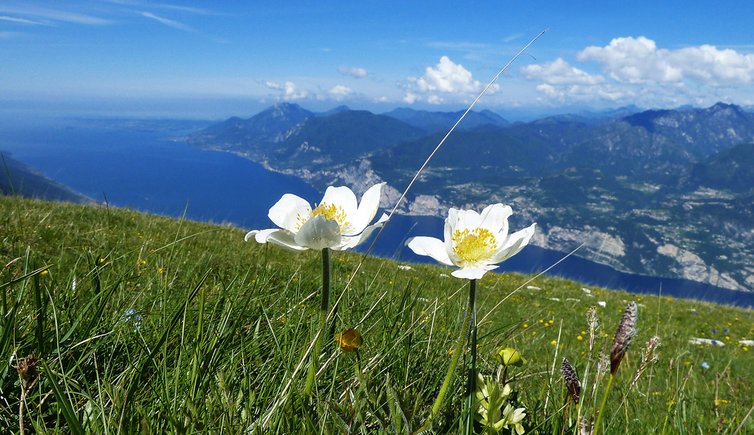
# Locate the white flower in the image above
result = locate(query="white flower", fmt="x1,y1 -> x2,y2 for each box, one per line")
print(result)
407,204 -> 535,280
245,183 -> 388,251
503,404 -> 527,434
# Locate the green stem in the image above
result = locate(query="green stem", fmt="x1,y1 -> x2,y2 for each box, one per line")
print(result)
593,373 -> 615,435
417,278 -> 475,433
464,279 -> 477,435
304,248 -> 331,395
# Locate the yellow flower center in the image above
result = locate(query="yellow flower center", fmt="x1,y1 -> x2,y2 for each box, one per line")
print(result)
296,203 -> 349,232
452,228 -> 497,265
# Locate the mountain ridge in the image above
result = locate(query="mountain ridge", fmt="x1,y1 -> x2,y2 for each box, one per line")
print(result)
188,102 -> 754,292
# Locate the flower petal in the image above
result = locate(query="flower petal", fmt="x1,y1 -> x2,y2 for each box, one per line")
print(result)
451,264 -> 496,280
268,194 -> 312,232
347,182 -> 385,235
478,203 -> 512,236
320,185 -> 358,219
294,215 -> 342,249
453,208 -> 482,233
491,223 -> 536,263
444,208 -> 461,264
246,229 -> 308,251
335,213 -> 388,250
407,236 -> 454,266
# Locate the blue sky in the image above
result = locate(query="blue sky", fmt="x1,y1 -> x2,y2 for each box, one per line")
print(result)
2,1 -> 754,118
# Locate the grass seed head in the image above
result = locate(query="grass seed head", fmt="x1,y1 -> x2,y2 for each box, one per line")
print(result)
610,301 -> 638,375
561,357 -> 581,404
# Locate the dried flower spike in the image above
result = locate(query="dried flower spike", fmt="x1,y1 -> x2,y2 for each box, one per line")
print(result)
561,357 -> 581,404
610,301 -> 638,375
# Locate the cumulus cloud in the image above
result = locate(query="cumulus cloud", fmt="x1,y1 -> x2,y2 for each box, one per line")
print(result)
328,84 -> 352,98
338,66 -> 368,78
415,56 -> 481,93
404,56 -> 486,104
403,92 -> 418,104
265,80 -> 309,101
578,36 -> 754,85
523,36 -> 754,107
522,58 -> 603,85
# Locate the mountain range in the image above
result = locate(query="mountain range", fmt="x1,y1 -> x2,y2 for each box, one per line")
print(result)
188,102 -> 754,292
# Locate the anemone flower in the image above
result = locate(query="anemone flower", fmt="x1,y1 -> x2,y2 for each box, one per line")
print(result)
245,183 -> 387,395
407,204 -> 536,279
410,204 -> 535,433
245,183 -> 388,251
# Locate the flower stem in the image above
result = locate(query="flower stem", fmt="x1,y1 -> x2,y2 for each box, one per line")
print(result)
463,279 -> 477,435
593,372 -> 615,435
304,248 -> 331,396
417,278 -> 475,433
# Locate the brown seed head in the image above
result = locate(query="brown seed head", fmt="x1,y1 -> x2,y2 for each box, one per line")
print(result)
16,354 -> 39,383
610,301 -> 638,375
561,357 -> 581,404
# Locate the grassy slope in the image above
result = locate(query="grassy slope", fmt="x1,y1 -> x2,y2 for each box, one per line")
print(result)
1,195 -> 752,433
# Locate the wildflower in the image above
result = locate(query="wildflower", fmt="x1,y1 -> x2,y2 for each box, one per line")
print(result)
245,184 -> 387,251
577,335 -> 584,341
406,204 -> 535,279
610,301 -> 638,375
701,361 -> 710,369
496,347 -> 526,367
550,340 -> 557,346
40,270 -> 49,277
561,357 -> 581,404
335,328 -> 362,352
502,404 -> 526,435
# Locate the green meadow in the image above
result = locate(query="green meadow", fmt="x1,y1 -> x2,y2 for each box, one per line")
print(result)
1,195 -> 753,433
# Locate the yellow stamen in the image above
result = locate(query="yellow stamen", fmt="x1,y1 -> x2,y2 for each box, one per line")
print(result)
297,203 -> 349,231
452,227 -> 497,265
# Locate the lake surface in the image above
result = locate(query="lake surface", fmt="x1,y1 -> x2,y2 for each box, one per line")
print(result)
2,117 -> 752,308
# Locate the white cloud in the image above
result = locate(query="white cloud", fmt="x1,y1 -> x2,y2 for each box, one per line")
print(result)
328,84 -> 352,98
403,92 -> 418,104
402,56 -> 486,104
265,80 -> 309,101
414,56 -> 481,94
578,36 -> 754,85
0,15 -> 45,25
522,58 -> 603,85
338,66 -> 368,78
141,11 -> 193,32
522,36 -> 754,107
0,5 -> 110,25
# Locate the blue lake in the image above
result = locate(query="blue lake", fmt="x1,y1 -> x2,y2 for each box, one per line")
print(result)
2,117 -> 752,308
